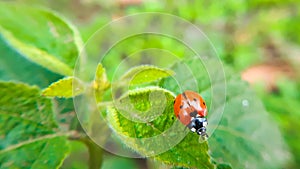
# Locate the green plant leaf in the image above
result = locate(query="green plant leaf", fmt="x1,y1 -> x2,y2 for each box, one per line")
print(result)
101,154 -> 139,169
0,34 -> 62,88
95,64 -> 110,89
216,163 -> 233,169
107,87 -> 214,169
259,87 -> 300,167
0,3 -> 83,76
94,64 -> 110,102
121,65 -> 174,86
0,82 -> 69,168
42,77 -> 85,98
0,82 -> 57,146
0,135 -> 69,169
160,59 -> 291,169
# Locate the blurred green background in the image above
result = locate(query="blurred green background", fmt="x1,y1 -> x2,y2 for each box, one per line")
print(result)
1,0 -> 299,168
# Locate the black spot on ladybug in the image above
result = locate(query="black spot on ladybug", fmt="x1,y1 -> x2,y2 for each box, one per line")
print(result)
193,98 -> 197,101
203,102 -> 206,105
182,92 -> 187,99
189,111 -> 198,117
180,105 -> 183,109
173,100 -> 175,104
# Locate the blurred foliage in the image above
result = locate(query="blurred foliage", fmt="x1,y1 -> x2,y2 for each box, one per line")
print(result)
0,0 -> 299,168
101,154 -> 140,169
0,34 -> 62,88
257,79 -> 300,168
0,2 -> 82,76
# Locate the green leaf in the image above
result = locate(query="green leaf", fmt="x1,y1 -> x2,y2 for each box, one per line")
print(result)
94,64 -> 110,102
260,90 -> 300,167
160,59 -> 291,169
216,163 -> 232,169
0,82 -> 57,146
42,77 -> 85,98
95,64 -> 110,88
0,82 -> 69,168
101,155 -> 139,169
121,65 -> 174,86
0,135 -> 69,169
0,3 -> 83,76
0,34 -> 62,88
107,87 -> 214,169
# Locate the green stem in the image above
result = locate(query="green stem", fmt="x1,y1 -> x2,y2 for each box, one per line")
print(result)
80,137 -> 103,169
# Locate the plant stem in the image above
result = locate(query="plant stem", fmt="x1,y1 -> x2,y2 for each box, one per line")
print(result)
80,137 -> 103,169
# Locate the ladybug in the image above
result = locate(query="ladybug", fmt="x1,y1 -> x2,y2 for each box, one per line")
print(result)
174,90 -> 208,138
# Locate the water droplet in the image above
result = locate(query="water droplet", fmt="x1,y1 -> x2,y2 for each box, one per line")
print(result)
242,99 -> 249,107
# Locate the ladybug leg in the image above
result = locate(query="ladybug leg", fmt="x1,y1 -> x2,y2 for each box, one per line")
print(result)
186,121 -> 197,133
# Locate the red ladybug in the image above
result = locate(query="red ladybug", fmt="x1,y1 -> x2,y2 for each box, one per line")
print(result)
174,90 -> 208,137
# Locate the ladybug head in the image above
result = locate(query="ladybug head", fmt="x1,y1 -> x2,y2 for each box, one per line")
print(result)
188,117 -> 208,138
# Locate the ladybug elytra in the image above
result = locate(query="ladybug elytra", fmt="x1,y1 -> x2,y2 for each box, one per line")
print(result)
174,90 -> 208,138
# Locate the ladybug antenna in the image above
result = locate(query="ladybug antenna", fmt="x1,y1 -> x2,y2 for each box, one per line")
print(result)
197,127 -> 208,138
182,92 -> 187,99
